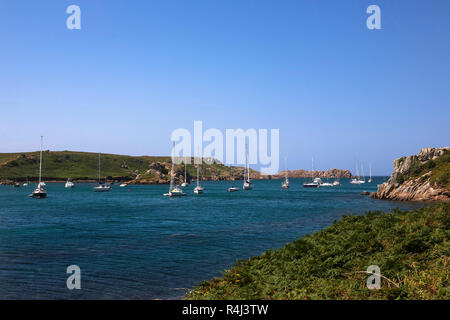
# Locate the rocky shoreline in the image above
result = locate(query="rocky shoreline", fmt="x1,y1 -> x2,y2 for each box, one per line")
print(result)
372,147 -> 449,202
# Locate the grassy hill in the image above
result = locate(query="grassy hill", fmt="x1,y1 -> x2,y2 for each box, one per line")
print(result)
0,151 -> 171,181
187,203 -> 450,300
0,151 -> 258,183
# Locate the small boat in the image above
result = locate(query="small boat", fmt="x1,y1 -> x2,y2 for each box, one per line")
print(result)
23,178 -> 29,187
333,179 -> 340,186
65,179 -> 75,188
181,162 -> 189,187
228,166 -> 239,192
164,142 -> 187,197
303,181 -> 319,188
29,136 -> 47,199
303,158 -> 320,188
93,153 -> 111,192
119,183 -> 128,187
281,158 -> 289,189
193,164 -> 204,194
243,144 -> 253,190
320,174 -> 334,187
93,182 -> 111,192
350,161 -> 365,184
368,163 -> 373,183
165,185 -> 187,197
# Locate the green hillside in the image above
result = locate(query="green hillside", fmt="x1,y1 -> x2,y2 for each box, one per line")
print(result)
0,151 -> 169,181
396,149 -> 450,191
187,203 -> 450,300
0,151 -> 252,183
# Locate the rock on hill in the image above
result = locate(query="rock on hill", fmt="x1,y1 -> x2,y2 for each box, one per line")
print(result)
372,147 -> 450,201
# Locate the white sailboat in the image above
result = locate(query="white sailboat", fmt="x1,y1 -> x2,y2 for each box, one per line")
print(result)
119,183 -> 128,187
193,164 -> 204,194
29,136 -> 47,199
164,142 -> 186,197
303,157 -> 320,188
181,162 -> 189,187
350,161 -> 365,184
93,153 -> 111,192
228,166 -> 239,192
368,162 -> 373,183
65,179 -> 75,188
243,144 -> 253,190
281,158 -> 289,189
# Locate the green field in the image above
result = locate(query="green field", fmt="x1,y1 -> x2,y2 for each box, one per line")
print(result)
0,151 -> 170,181
187,203 -> 450,300
0,151 -> 248,182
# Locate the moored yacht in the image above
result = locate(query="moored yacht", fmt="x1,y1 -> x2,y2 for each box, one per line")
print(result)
281,158 -> 289,189
303,158 -> 320,188
65,179 -> 75,188
29,136 -> 47,199
93,153 -> 111,192
193,164 -> 204,194
242,144 -> 253,190
181,162 -> 189,187
164,142 -> 187,197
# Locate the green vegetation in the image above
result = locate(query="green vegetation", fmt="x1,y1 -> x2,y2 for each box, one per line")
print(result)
0,151 -> 169,181
397,150 -> 450,190
0,151 -> 246,182
187,203 -> 450,300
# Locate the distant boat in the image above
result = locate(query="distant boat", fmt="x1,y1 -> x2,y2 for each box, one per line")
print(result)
164,142 -> 187,197
303,158 -> 320,188
119,183 -> 128,187
320,170 -> 334,187
281,158 -> 289,189
243,144 -> 253,190
93,153 -> 111,192
368,163 -> 373,183
193,164 -> 204,194
29,136 -> 47,199
350,161 -> 365,184
181,162 -> 189,187
23,178 -> 29,187
65,179 -> 75,188
228,166 -> 239,192
333,179 -> 340,186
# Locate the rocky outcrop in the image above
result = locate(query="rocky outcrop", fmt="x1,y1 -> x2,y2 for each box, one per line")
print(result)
372,147 -> 450,201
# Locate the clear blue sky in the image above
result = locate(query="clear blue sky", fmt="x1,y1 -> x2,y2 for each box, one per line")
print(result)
0,0 -> 449,175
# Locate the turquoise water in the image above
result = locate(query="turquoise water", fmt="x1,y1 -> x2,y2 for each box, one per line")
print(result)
0,178 -> 422,299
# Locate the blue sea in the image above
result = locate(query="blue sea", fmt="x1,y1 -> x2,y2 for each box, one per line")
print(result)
0,178 -> 422,299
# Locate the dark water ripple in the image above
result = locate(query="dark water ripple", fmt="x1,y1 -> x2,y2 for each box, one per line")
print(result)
0,178 -> 422,299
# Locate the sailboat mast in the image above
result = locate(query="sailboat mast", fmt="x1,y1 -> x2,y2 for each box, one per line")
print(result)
246,144 -> 250,181
197,165 -> 199,187
98,153 -> 101,182
39,136 -> 43,184
285,158 -> 288,181
170,142 -> 174,191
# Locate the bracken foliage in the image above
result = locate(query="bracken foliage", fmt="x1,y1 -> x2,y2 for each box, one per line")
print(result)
187,203 -> 450,300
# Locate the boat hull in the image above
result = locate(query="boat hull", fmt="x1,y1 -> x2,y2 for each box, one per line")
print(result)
30,190 -> 47,199
303,184 -> 319,188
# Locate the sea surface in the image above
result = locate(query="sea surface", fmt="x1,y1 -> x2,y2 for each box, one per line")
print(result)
0,178 -> 423,299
